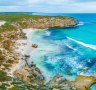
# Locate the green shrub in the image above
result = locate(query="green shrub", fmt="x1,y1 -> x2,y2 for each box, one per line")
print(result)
6,60 -> 14,64
9,86 -> 22,90
0,70 -> 12,81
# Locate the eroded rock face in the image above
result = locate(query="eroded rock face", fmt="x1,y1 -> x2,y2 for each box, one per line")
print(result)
48,75 -> 96,90
74,75 -> 96,90
48,76 -> 77,90
14,64 -> 45,86
14,67 -> 29,81
15,16 -> 78,29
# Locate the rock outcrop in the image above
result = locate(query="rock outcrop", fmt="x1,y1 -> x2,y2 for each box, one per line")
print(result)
48,76 -> 77,90
15,16 -> 78,29
32,44 -> 38,48
74,75 -> 96,90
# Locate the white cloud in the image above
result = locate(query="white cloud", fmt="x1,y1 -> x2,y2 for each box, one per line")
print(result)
72,1 -> 96,13
0,0 -> 96,13
27,0 -> 75,6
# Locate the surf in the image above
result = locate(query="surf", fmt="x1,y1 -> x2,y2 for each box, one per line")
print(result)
67,37 -> 96,50
76,21 -> 84,26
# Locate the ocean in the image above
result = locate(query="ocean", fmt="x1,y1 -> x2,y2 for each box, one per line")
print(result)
2,12 -> 96,89
30,13 -> 96,76
31,13 -> 96,89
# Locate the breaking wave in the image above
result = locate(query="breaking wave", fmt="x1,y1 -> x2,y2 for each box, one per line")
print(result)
76,21 -> 85,26
67,37 -> 96,50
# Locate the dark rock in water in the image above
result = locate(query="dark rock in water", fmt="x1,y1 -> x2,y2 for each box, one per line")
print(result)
30,61 -> 34,67
32,44 -> 38,48
24,55 -> 30,58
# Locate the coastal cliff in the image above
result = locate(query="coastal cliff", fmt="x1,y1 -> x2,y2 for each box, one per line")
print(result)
15,16 -> 78,29
0,14 -> 95,90
0,14 -> 78,29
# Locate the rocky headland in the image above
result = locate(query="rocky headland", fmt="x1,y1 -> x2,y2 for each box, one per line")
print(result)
0,14 -> 95,90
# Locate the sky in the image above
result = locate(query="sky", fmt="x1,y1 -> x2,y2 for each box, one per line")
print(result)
0,0 -> 96,13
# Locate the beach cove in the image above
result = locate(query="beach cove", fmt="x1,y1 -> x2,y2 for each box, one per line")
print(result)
0,13 -> 96,90
15,27 -> 96,90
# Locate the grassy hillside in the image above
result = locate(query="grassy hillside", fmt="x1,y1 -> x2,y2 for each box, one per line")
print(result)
0,14 -> 77,22
0,14 -> 78,30
0,14 -> 33,22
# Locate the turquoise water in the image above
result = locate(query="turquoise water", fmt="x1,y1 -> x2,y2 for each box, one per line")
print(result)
0,12 -> 95,89
28,13 -> 96,89
30,28 -> 96,79
61,23 -> 96,45
91,84 -> 96,90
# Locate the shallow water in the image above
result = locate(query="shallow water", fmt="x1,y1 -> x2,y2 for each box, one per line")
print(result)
28,14 -> 96,88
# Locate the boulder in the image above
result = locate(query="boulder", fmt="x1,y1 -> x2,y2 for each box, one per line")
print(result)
48,75 -> 77,90
32,44 -> 38,48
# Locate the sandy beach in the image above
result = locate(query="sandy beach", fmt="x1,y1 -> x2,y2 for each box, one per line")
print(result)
9,28 -> 35,75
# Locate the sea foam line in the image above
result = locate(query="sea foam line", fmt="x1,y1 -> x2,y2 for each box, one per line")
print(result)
76,21 -> 84,26
67,37 -> 96,50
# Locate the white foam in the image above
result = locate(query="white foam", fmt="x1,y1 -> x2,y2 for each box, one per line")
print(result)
76,21 -> 84,26
66,44 -> 77,51
77,22 -> 84,26
45,31 -> 51,36
67,37 -> 96,50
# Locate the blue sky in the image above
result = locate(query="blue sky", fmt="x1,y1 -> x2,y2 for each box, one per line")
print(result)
0,0 -> 96,13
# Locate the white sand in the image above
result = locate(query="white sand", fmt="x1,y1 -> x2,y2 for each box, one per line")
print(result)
8,28 -> 36,75
16,28 -> 37,55
0,21 -> 6,26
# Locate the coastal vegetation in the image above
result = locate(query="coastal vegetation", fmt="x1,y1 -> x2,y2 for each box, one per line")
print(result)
0,14 -> 95,90
0,14 -> 78,30
0,14 -> 77,22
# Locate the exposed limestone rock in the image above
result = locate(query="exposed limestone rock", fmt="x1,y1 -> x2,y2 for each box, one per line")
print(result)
48,75 -> 77,90
14,63 -> 45,86
15,16 -> 78,29
74,75 -> 96,90
14,67 -> 29,81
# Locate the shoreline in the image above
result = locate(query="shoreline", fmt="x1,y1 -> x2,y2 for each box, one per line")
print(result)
8,27 -> 96,90
1,14 -> 95,89
9,28 -> 35,75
